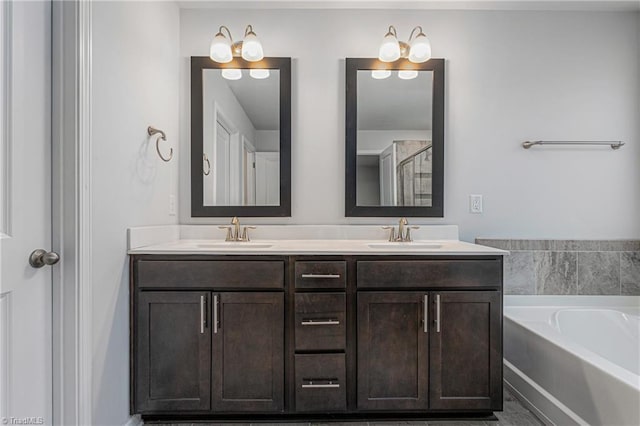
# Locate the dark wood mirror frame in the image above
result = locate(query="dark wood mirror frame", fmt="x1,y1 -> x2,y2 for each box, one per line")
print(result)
190,56 -> 292,217
345,57 -> 445,217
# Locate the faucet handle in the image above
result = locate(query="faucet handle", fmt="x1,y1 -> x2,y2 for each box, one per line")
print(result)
405,226 -> 420,242
218,226 -> 232,242
382,226 -> 396,242
241,226 -> 257,242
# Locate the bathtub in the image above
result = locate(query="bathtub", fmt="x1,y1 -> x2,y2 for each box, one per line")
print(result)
504,296 -> 640,426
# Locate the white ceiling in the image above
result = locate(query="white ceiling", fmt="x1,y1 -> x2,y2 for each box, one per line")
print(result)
357,70 -> 433,131
226,70 -> 280,130
177,0 -> 640,11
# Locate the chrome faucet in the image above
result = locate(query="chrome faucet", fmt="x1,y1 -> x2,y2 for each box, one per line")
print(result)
382,217 -> 420,242
219,217 -> 256,242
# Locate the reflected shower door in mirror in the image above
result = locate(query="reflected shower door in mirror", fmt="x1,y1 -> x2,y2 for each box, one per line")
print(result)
346,58 -> 444,217
202,69 -> 280,206
357,70 -> 433,207
191,57 -> 291,217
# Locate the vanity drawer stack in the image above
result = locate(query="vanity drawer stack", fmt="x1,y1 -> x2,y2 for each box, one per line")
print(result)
293,260 -> 347,412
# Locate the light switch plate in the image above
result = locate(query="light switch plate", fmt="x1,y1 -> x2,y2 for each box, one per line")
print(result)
469,194 -> 483,213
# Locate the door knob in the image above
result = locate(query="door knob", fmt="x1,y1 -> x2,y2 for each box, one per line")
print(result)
29,249 -> 60,268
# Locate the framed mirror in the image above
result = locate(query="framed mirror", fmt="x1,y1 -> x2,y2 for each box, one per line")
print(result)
191,56 -> 291,217
345,58 -> 444,217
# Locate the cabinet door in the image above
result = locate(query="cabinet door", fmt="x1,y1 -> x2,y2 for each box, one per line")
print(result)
212,292 -> 284,412
430,291 -> 502,410
135,291 -> 211,412
357,292 -> 428,410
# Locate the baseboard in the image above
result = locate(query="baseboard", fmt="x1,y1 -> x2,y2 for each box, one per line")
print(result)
504,360 -> 587,426
124,414 -> 143,426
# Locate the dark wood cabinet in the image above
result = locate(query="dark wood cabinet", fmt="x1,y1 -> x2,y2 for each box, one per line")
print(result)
130,254 -> 503,421
212,292 -> 284,412
357,292 -> 428,410
429,291 -> 502,411
135,291 -> 211,413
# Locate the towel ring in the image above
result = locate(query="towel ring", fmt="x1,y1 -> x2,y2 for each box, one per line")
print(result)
148,126 -> 173,162
203,153 -> 211,175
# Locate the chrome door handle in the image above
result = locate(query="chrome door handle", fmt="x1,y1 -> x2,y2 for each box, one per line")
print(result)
435,294 -> 441,333
423,295 -> 428,333
301,319 -> 340,326
300,274 -> 341,279
200,295 -> 206,334
213,294 -> 219,334
29,249 -> 60,268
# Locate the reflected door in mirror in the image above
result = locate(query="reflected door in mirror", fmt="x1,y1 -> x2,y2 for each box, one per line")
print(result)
356,70 -> 433,207
201,69 -> 280,207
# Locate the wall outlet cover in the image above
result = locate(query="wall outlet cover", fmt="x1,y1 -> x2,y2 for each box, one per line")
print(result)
470,194 -> 483,214
169,195 -> 177,216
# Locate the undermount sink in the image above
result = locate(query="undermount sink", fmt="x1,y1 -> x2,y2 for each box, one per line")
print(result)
367,242 -> 442,250
195,242 -> 273,249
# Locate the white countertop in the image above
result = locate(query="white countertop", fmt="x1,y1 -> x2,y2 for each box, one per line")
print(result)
128,238 -> 507,256
126,225 -> 508,256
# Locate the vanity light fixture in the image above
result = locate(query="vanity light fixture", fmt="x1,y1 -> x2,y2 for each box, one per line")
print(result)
210,25 -> 264,63
371,70 -> 391,79
249,69 -> 270,79
221,69 -> 242,80
398,70 -> 418,80
378,25 -> 432,63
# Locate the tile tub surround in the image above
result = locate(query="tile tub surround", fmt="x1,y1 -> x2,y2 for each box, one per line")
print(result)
475,239 -> 640,296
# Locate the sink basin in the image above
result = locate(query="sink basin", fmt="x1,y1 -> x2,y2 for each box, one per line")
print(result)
195,243 -> 273,249
367,242 -> 442,250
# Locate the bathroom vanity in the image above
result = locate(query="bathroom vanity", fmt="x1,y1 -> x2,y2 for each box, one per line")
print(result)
128,226 -> 506,422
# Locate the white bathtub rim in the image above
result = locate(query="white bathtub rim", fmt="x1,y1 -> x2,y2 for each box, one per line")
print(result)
504,310 -> 640,392
504,359 -> 587,426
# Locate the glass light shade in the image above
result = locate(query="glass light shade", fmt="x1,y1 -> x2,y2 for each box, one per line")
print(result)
408,34 -> 432,63
249,69 -> 270,79
221,69 -> 242,80
210,33 -> 233,63
398,70 -> 418,80
378,33 -> 401,62
371,70 -> 391,79
241,33 -> 264,62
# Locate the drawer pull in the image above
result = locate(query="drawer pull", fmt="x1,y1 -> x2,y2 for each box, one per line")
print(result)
302,380 -> 340,389
301,273 -> 341,279
301,319 -> 340,326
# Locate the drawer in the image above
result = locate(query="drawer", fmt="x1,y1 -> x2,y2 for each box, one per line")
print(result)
136,260 -> 285,289
357,259 -> 502,289
294,293 -> 345,351
295,354 -> 346,412
295,261 -> 346,289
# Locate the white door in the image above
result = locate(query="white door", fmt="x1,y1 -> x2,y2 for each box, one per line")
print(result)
214,120 -> 231,204
243,147 -> 256,206
255,152 -> 280,206
379,143 -> 397,206
0,1 -> 53,424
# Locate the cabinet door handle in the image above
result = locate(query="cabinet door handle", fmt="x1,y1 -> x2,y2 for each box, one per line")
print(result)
200,295 -> 205,334
423,295 -> 428,333
213,294 -> 219,334
435,294 -> 441,333
301,319 -> 340,326
300,273 -> 341,279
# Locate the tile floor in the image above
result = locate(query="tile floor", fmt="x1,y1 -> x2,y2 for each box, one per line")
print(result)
156,388 -> 543,426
